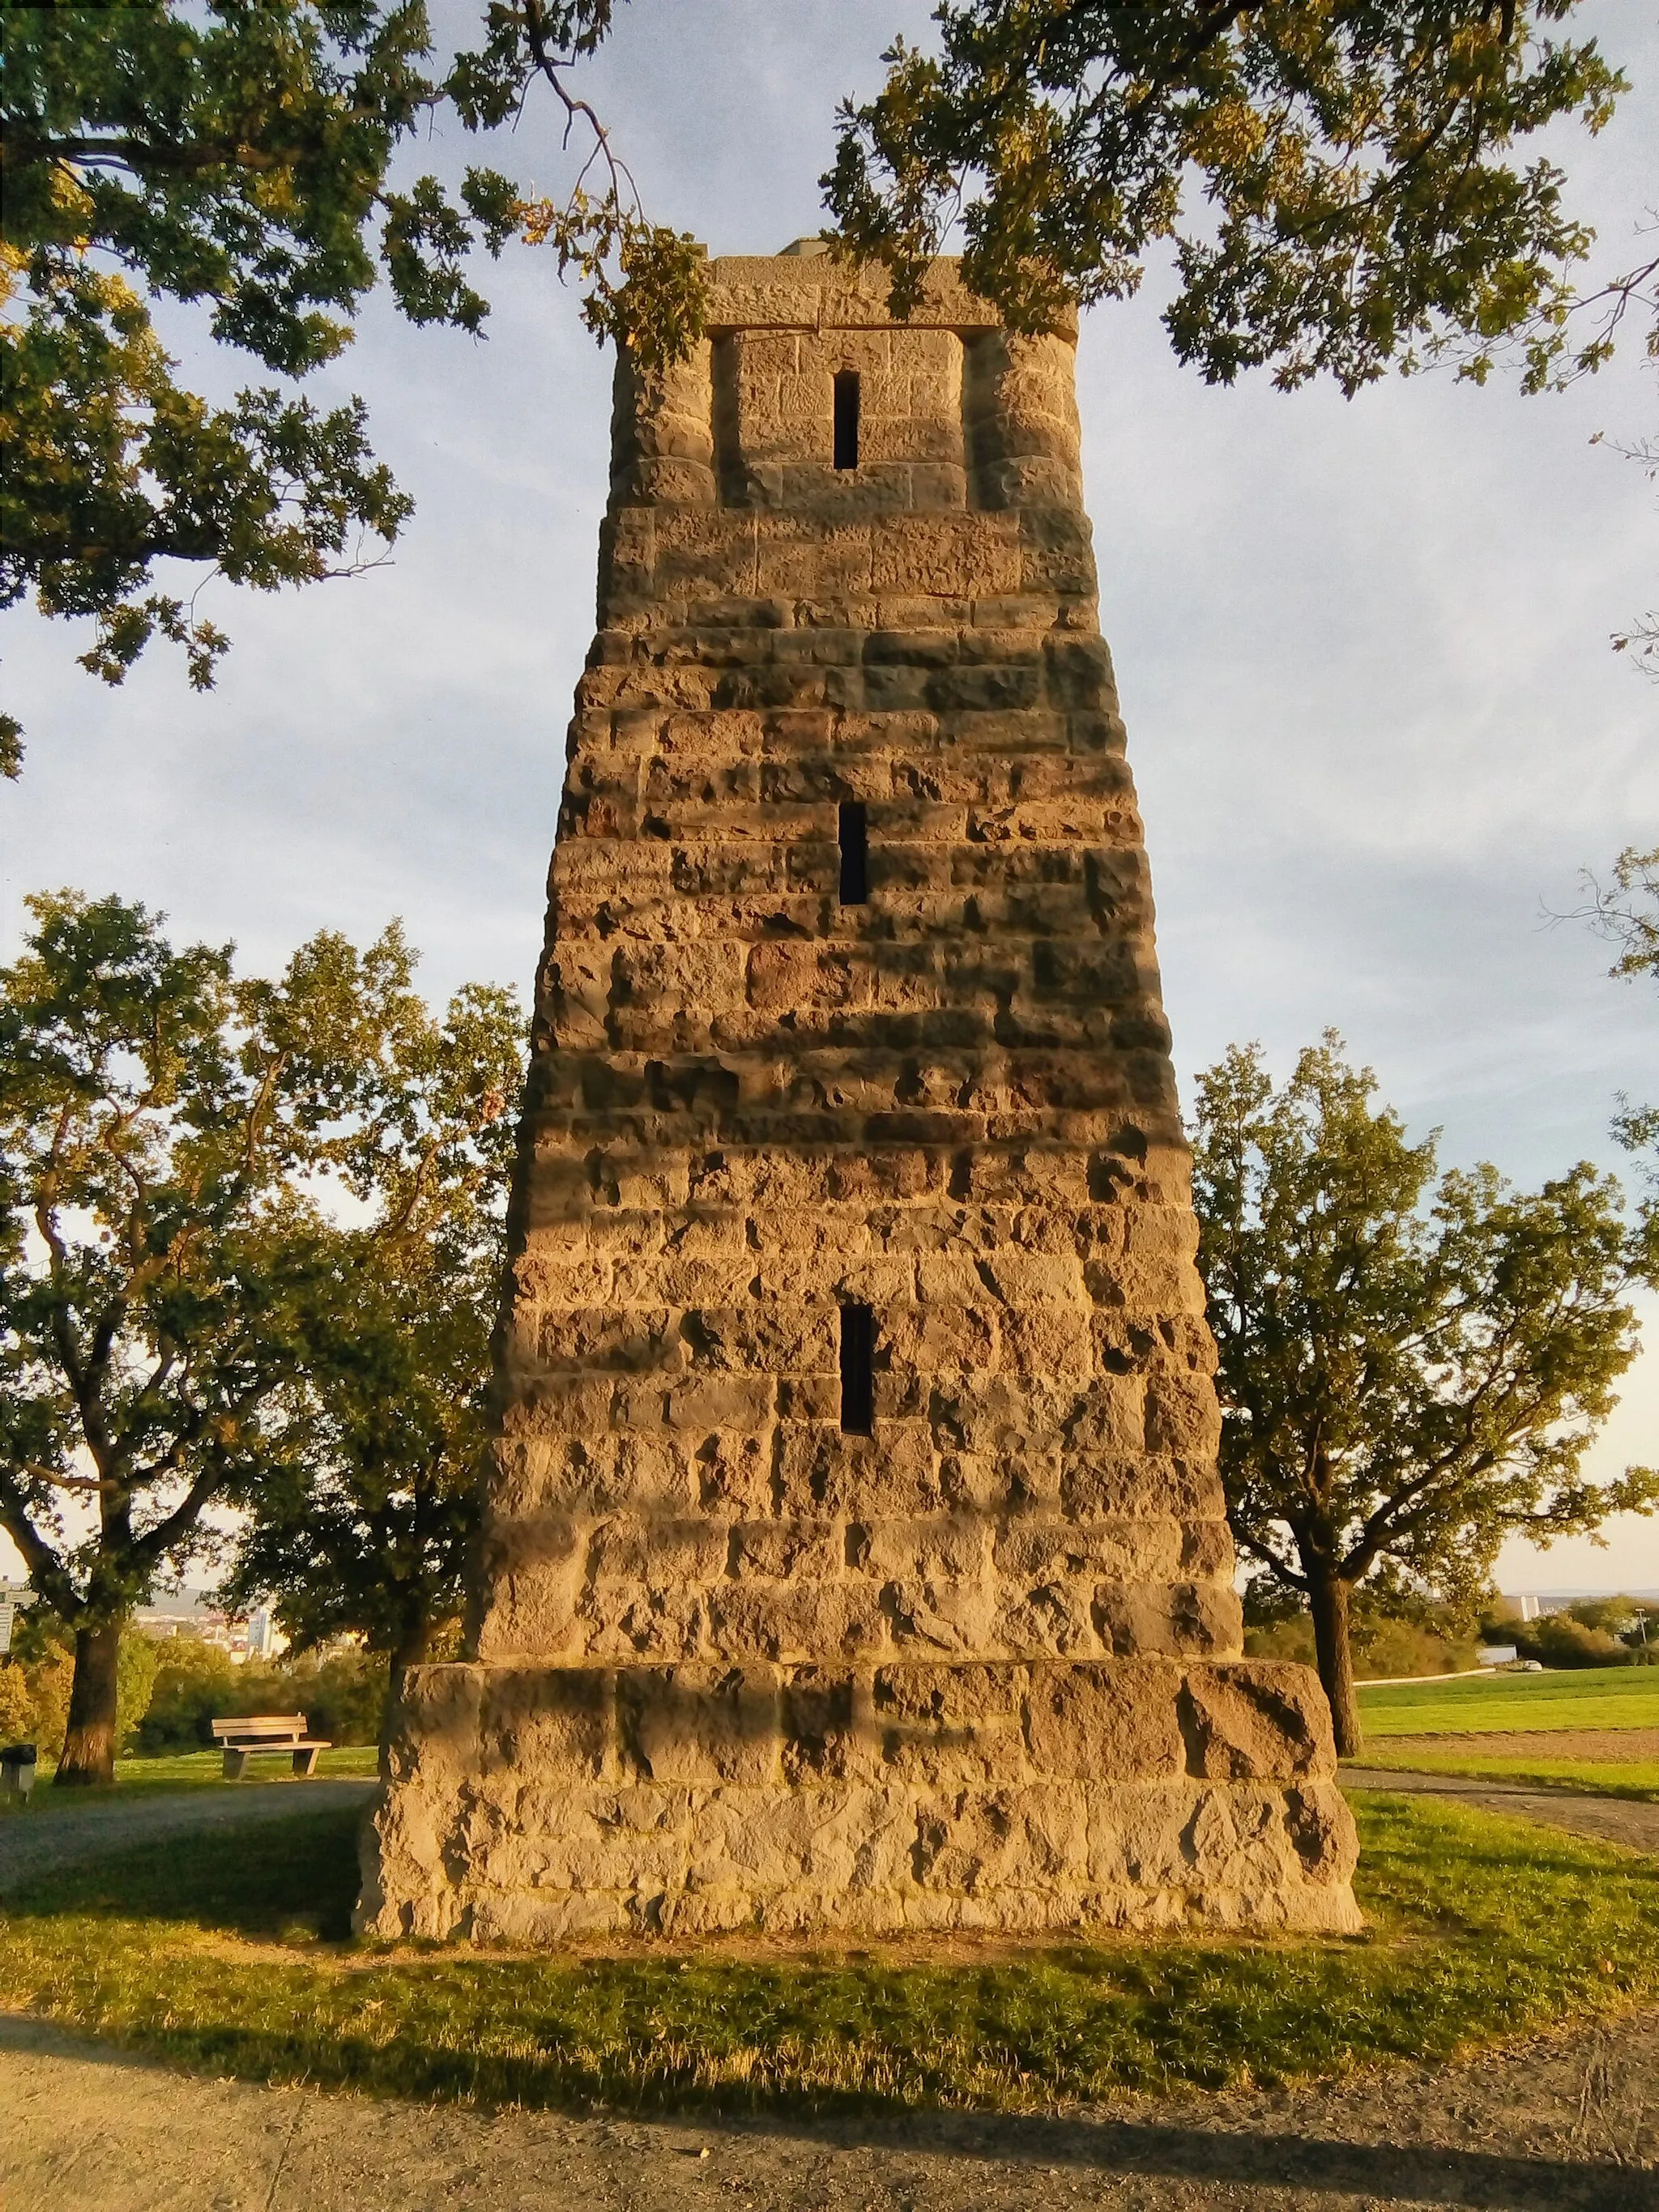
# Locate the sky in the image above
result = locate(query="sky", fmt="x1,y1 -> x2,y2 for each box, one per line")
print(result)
3,0 -> 1657,1595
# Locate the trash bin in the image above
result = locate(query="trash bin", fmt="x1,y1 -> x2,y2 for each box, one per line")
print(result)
1,1743 -> 38,1801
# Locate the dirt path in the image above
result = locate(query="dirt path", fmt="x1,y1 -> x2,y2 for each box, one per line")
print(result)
0,1779 -> 377,1896
2,2006 -> 1653,2211
1341,1769 -> 1659,1855
1364,1729 -> 1659,1760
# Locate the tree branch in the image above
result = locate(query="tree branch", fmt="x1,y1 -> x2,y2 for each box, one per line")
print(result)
0,1468 -> 80,1618
518,0 -> 643,218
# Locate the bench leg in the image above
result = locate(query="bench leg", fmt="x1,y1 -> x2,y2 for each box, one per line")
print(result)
223,1747 -> 249,1781
292,1747 -> 321,1778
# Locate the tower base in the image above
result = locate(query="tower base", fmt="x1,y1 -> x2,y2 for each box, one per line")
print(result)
357,1657 -> 1360,1941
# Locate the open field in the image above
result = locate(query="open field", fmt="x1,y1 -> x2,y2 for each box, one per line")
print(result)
1350,1665 -> 1659,1802
2,1792 -> 1657,2112
1356,1666 -> 1659,1738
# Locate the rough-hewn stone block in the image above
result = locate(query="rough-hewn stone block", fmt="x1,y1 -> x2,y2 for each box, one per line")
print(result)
362,252 -> 1360,1943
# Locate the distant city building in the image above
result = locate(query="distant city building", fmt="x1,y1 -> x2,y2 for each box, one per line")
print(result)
1493,1593 -> 1542,1623
245,1608 -> 286,1660
136,1588 -> 264,1661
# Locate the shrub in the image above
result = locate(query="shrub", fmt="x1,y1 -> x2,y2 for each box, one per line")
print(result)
279,1647 -> 388,1746
117,1632 -> 159,1753
134,1637 -> 242,1751
1514,1614 -> 1633,1669
1,1612 -> 74,1757
130,1634 -> 389,1752
1242,1606 -> 1479,1679
0,1660 -> 35,1742
1563,1595 -> 1656,1636
1562,1596 -> 1659,1656
1243,1617 -> 1317,1664
1354,1617 -> 1481,1681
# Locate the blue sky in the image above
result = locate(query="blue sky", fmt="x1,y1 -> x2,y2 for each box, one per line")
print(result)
3,0 -> 1656,1591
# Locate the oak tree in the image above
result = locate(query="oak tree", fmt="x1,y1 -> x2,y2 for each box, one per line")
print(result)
11,4 -> 1654,783
1599,428 -> 1659,676
1190,1034 -> 1659,1753
221,1261 -> 488,1698
224,972 -> 521,1694
0,891 -> 518,1784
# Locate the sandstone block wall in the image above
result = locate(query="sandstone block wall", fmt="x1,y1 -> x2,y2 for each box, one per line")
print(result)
360,249 -> 1360,1941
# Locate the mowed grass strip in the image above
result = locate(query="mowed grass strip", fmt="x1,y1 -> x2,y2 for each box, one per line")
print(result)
1357,1665 -> 1659,1739
1350,1747 -> 1659,1801
1,1746 -> 382,1812
1,1792 -> 1655,2112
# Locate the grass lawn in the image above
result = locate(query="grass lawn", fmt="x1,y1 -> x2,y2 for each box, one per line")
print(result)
1356,1666 -> 1659,1738
1349,1747 -> 1659,1802
2,1745 -> 380,1811
1,1792 -> 1655,2112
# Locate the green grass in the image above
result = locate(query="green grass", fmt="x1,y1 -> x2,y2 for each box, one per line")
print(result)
1356,1665 -> 1659,1737
1,1792 -> 1655,2112
1347,1747 -> 1659,1801
2,1745 -> 380,1813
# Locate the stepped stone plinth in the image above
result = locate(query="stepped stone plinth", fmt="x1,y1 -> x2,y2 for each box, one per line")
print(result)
358,250 -> 1361,1941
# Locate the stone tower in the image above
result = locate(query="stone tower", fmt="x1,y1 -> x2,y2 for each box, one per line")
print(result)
360,248 -> 1360,1941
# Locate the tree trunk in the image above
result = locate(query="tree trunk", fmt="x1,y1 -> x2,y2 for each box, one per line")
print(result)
1308,1569 -> 1362,1758
382,1617 -> 430,1780
389,1617 -> 429,1705
54,1617 -> 123,1787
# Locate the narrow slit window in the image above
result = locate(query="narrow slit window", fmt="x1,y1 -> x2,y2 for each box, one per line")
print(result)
833,370 -> 860,470
838,799 -> 868,904
839,1302 -> 874,1435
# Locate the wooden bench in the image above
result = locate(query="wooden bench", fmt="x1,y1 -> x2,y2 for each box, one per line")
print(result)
211,1714 -> 331,1780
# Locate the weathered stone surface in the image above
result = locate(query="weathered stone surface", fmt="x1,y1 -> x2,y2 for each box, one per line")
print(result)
361,251 -> 1360,1941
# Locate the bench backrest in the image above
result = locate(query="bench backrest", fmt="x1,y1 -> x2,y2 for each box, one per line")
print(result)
211,1714 -> 309,1743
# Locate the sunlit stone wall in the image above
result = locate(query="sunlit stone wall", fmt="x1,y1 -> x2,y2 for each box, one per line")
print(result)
360,250 -> 1360,1942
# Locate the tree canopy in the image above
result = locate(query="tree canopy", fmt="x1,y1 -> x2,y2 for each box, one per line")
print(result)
1589,845 -> 1659,995
0,889 -> 520,1783
1189,1034 -> 1658,1753
0,0 -> 704,774
825,0 -> 1636,392
1581,845 -> 1659,1170
6,2 -> 1653,776
1601,422 -> 1659,675
220,1252 -> 491,1688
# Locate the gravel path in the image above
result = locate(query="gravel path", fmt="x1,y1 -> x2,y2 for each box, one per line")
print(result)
2,2006 -> 1653,2210
0,1779 -> 378,1897
1341,1768 -> 1659,1855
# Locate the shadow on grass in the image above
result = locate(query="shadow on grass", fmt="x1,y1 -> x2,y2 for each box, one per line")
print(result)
4,1803 -> 364,1939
